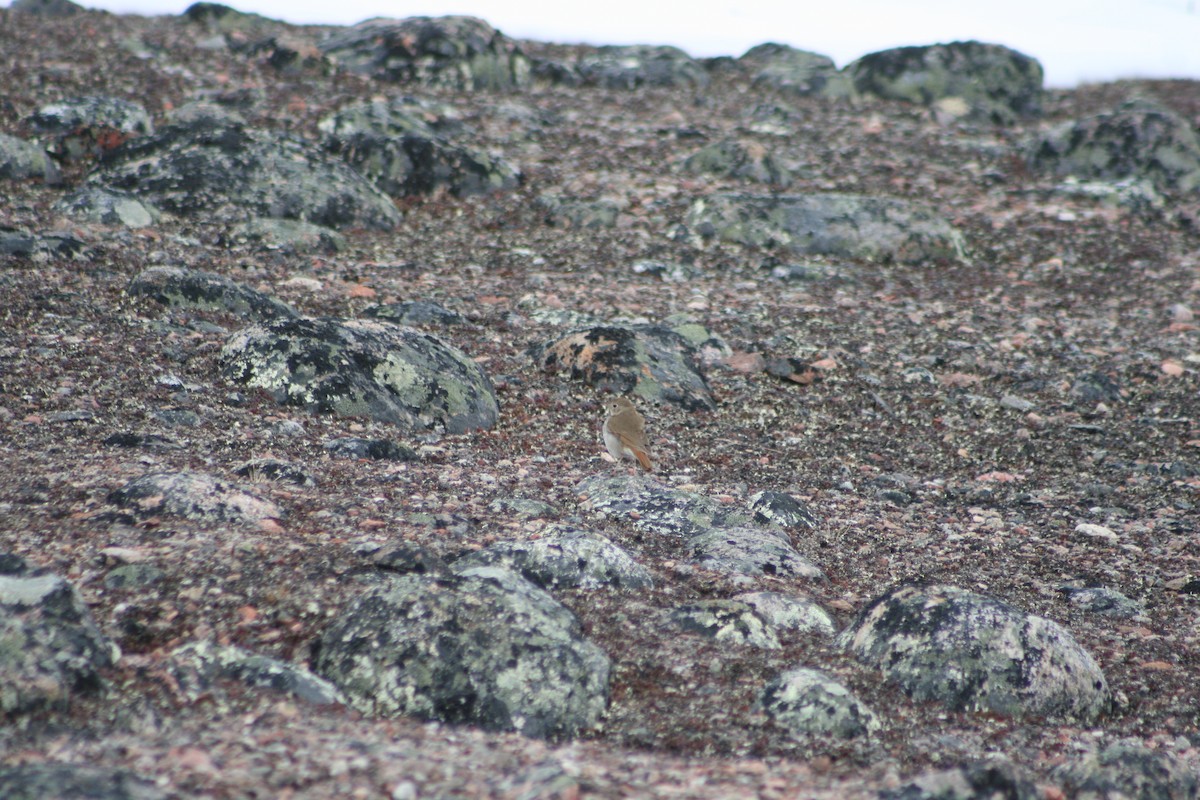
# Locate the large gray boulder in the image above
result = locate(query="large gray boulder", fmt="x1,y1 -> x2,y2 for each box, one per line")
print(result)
128,266 -> 298,322
0,132 -> 60,184
839,584 -> 1110,722
759,667 -> 880,738
25,95 -> 153,160
0,573 -> 120,716
686,193 -> 965,263
314,567 -> 610,738
107,471 -> 283,526
535,324 -> 715,411
452,525 -> 654,590
1052,741 -> 1198,799
319,16 -> 530,90
221,317 -> 498,433
846,41 -> 1043,124
1030,101 -> 1200,194
575,45 -> 708,89
320,98 -> 520,198
86,120 -> 401,230
738,43 -> 854,100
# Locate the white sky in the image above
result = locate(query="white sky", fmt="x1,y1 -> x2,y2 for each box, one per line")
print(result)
9,0 -> 1200,88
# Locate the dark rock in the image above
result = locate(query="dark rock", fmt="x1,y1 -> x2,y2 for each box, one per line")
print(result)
578,475 -> 757,538
103,564 -> 165,590
128,266 -> 298,322
10,0 -> 83,15
575,45 -> 708,89
107,471 -> 283,525
733,591 -> 837,635
1069,371 -> 1122,406
847,41 -> 1043,124
534,324 -> 714,411
0,553 -> 30,575
26,96 -> 153,160
229,217 -> 347,254
364,301 -> 466,327
372,541 -> 447,575
1059,586 -> 1145,619
688,527 -> 823,579
233,458 -> 316,486
681,139 -> 791,185
323,437 -> 419,461
0,764 -> 164,800
87,120 -> 401,230
738,43 -> 853,99
760,667 -> 880,738
0,228 -> 89,259
102,432 -> 182,450
879,759 -> 1040,800
839,584 -> 1110,722
452,524 -> 653,589
319,16 -> 530,90
314,567 -> 610,737
686,193 -> 965,263
1052,741 -> 1198,800
537,194 -> 624,229
0,132 -> 60,184
1030,101 -> 1200,194
670,600 -> 781,649
54,187 -> 160,227
0,573 -> 119,716
750,490 -> 820,529
221,317 -> 498,433
170,639 -> 346,706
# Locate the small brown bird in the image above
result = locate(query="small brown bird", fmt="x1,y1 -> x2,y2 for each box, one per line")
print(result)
602,396 -> 652,471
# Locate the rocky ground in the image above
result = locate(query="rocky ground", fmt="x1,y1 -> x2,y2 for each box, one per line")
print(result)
2,3 -> 1200,798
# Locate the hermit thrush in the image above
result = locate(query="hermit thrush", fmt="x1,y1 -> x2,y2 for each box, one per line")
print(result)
602,396 -> 652,471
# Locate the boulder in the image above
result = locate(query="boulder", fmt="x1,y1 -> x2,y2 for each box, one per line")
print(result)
87,120 -> 401,230
738,43 -> 854,100
686,193 -> 965,263
759,667 -> 880,738
847,41 -> 1043,124
220,317 -> 498,433
319,16 -> 529,90
314,568 -> 610,738
839,584 -> 1110,722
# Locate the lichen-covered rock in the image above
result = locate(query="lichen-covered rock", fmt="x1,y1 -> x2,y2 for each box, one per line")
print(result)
0,573 -> 120,716
170,640 -> 347,705
0,132 -> 60,184
738,43 -> 854,100
1051,741 -> 1198,800
325,130 -> 519,199
10,0 -> 84,15
319,16 -> 530,90
846,41 -> 1043,124
453,525 -> 653,590
26,95 -> 153,160
686,192 -> 965,263
221,317 -> 498,433
759,667 -> 880,738
230,217 -> 347,254
54,187 -> 161,228
314,567 -> 610,738
0,763 -> 164,800
323,436 -> 418,461
880,759 -> 1040,800
0,229 -> 88,259
839,584 -> 1110,722
1029,101 -> 1200,194
535,324 -> 714,411
688,527 -> 823,579
364,300 -> 466,327
233,458 -> 316,486
670,600 -> 781,649
1060,586 -> 1146,619
734,591 -> 837,636
87,119 -> 401,230
128,266 -> 298,321
536,194 -> 625,229
578,475 -> 757,538
107,471 -> 283,525
749,490 -> 820,529
682,139 -> 791,185
576,45 -> 708,89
